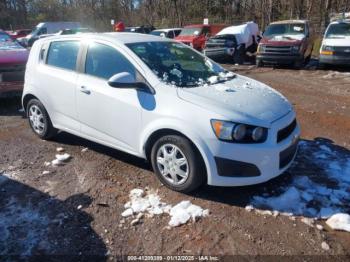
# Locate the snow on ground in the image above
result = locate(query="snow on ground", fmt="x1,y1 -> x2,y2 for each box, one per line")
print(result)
122,189 -> 209,227
326,214 -> 350,232
0,195 -> 50,256
322,71 -> 350,81
248,140 -> 350,229
51,153 -> 71,166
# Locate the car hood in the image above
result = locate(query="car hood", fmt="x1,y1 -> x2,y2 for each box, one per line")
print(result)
175,35 -> 196,42
0,42 -> 29,65
322,37 -> 350,47
260,35 -> 304,45
177,75 -> 293,127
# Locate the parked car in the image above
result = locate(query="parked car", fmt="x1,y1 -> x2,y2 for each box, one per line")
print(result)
8,29 -> 32,40
23,33 -> 300,192
18,22 -> 81,47
150,28 -> 182,39
0,30 -> 29,97
175,24 -> 226,51
124,26 -> 155,34
204,22 -> 260,64
39,28 -> 93,39
319,18 -> 350,67
256,20 -> 313,68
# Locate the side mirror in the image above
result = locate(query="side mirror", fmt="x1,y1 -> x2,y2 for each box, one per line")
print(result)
108,72 -> 154,94
160,32 -> 166,38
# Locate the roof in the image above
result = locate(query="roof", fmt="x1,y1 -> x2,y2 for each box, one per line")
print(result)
40,32 -> 170,44
329,19 -> 350,24
152,28 -> 182,32
270,20 -> 308,25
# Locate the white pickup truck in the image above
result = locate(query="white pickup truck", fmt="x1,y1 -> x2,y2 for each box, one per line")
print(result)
319,15 -> 350,67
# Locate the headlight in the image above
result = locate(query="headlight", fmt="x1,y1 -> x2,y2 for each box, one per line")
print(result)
320,45 -> 334,55
211,120 -> 268,143
258,44 -> 265,53
322,45 -> 334,51
291,45 -> 300,53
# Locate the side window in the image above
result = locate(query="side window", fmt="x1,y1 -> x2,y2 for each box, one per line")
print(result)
38,27 -> 47,35
174,30 -> 181,37
85,42 -> 135,80
46,41 -> 80,71
168,31 -> 175,39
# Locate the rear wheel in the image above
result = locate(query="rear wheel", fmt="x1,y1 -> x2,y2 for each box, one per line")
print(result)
27,99 -> 57,140
150,135 -> 205,193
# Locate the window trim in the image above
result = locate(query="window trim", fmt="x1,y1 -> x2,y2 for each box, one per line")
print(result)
81,40 -> 138,81
45,40 -> 81,72
79,40 -> 154,93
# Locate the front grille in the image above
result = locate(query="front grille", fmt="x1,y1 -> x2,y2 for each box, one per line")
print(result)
206,39 -> 226,49
265,45 -> 292,55
333,46 -> 350,57
277,119 -> 297,143
280,141 -> 298,169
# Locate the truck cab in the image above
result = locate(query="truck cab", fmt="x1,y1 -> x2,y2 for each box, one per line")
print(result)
319,18 -> 350,67
18,22 -> 81,47
256,20 -> 313,68
175,24 -> 226,51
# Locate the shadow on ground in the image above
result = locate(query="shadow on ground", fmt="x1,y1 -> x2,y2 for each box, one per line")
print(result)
0,97 -> 23,117
0,174 -> 107,260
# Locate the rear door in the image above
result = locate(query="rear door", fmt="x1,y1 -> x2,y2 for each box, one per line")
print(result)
76,41 -> 142,154
37,39 -> 80,131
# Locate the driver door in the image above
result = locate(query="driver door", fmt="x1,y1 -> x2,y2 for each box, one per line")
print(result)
76,41 -> 142,154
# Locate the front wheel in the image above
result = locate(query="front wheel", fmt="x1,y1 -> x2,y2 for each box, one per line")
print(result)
27,99 -> 57,140
256,59 -> 263,67
150,135 -> 205,193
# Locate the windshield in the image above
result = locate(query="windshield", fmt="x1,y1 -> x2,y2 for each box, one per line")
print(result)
0,32 -> 11,42
126,41 -> 234,87
326,23 -> 350,38
179,27 -> 202,36
150,31 -> 164,36
264,23 -> 305,37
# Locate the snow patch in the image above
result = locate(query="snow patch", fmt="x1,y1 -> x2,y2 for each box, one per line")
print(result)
326,213 -> 350,232
0,197 -> 50,255
248,141 -> 350,225
122,189 -> 209,227
51,153 -> 71,166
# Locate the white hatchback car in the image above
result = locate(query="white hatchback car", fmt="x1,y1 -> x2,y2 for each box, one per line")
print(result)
23,33 -> 300,192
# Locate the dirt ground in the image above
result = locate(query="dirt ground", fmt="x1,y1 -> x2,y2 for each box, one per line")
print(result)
0,65 -> 349,260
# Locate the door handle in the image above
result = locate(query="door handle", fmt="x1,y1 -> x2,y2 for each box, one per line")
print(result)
80,86 -> 91,95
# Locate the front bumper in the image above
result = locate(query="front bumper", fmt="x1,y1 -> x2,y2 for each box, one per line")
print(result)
204,111 -> 300,186
319,54 -> 350,65
203,48 -> 235,60
257,53 -> 303,64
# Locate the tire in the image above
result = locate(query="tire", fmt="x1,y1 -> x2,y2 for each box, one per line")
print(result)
256,59 -> 263,67
294,60 -> 303,69
27,99 -> 57,140
318,62 -> 327,70
150,135 -> 205,193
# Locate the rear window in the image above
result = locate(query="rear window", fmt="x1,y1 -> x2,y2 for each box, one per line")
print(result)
46,41 -> 80,71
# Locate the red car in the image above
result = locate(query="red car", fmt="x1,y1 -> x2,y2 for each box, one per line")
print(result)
0,30 -> 29,97
256,20 -> 314,68
9,29 -> 32,40
175,24 -> 226,51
